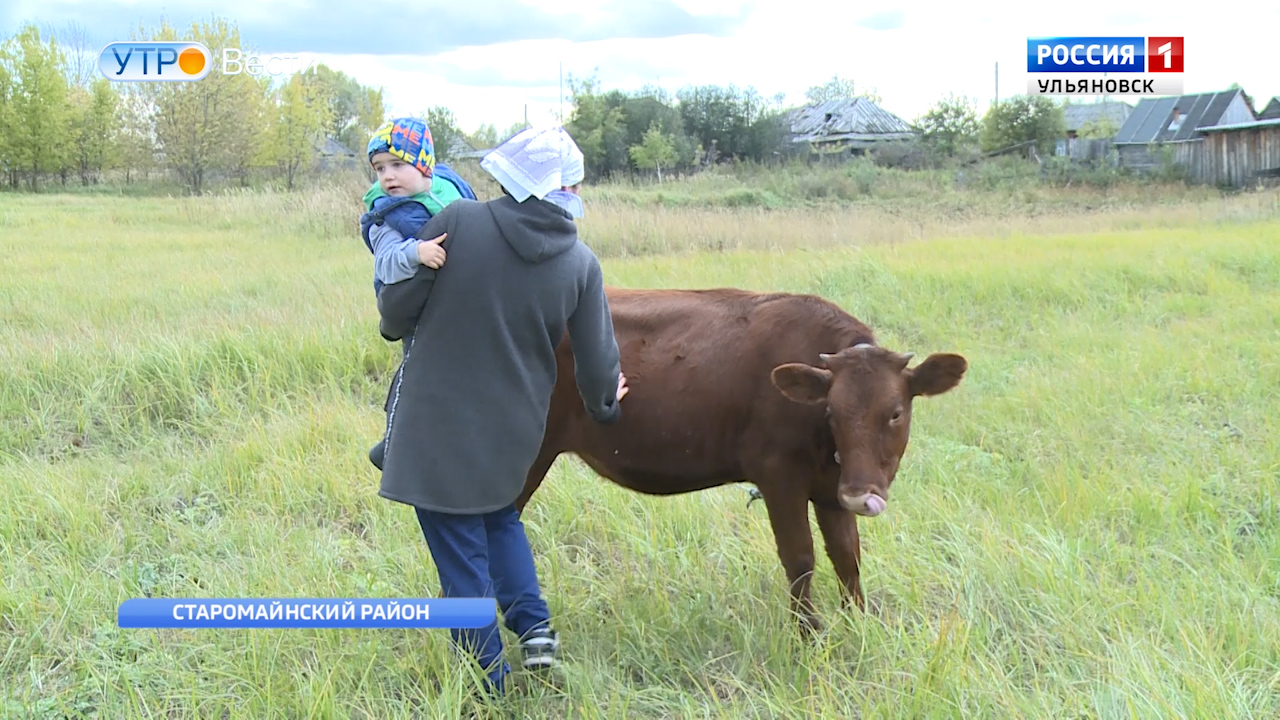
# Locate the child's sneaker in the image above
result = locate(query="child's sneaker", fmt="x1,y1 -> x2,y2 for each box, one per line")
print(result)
519,627 -> 560,670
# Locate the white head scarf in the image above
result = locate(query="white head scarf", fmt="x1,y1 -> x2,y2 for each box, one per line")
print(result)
481,126 -> 585,202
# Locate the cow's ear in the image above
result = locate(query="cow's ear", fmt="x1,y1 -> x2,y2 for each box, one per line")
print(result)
771,363 -> 833,404
907,353 -> 968,397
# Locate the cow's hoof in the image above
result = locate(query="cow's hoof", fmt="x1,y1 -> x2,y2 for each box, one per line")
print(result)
841,592 -> 867,614
798,614 -> 823,637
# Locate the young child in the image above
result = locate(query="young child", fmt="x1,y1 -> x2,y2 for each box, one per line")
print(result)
360,117 -> 477,469
360,117 -> 477,294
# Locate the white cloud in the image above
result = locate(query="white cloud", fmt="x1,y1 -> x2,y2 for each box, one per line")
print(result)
317,0 -> 1278,135
8,0 -> 1278,135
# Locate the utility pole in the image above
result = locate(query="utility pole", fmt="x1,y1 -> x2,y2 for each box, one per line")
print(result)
995,61 -> 999,107
559,62 -> 563,123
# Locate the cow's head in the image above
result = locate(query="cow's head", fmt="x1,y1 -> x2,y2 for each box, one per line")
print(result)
770,343 -> 967,517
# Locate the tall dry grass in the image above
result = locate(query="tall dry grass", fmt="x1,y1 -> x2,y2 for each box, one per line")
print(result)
2,177 -> 1279,717
17,158 -> 1274,260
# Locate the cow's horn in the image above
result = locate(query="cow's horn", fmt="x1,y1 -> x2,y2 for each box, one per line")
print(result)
902,352 -> 915,361
818,352 -> 834,363
853,343 -> 874,350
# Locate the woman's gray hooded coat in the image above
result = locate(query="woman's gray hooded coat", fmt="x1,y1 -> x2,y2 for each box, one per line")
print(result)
374,194 -> 622,514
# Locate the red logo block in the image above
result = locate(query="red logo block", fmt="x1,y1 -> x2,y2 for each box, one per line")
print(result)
1147,37 -> 1184,72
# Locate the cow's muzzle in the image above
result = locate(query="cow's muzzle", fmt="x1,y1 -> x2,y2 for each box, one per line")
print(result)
840,491 -> 886,517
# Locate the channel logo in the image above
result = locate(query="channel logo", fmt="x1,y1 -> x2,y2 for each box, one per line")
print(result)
1026,36 -> 1184,97
1145,37 -> 1183,72
99,42 -> 213,82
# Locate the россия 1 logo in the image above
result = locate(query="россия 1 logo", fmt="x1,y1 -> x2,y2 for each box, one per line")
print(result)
1026,36 -> 1183,97
99,41 -> 214,82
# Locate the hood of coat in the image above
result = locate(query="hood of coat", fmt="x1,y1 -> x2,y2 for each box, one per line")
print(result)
486,194 -> 580,264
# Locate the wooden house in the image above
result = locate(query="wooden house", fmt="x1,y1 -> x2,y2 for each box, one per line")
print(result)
784,98 -> 917,158
1111,88 -> 1254,171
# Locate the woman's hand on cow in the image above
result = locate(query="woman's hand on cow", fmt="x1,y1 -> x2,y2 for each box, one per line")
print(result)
617,372 -> 629,401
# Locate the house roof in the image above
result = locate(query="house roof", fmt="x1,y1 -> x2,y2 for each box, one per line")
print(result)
452,146 -> 491,159
447,137 -> 479,156
1197,117 -> 1280,132
787,98 -> 916,143
1063,101 -> 1132,131
1261,97 -> 1280,120
1113,89 -> 1246,144
318,137 -> 356,156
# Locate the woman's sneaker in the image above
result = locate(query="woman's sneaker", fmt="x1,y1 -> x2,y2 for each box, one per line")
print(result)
520,627 -> 560,670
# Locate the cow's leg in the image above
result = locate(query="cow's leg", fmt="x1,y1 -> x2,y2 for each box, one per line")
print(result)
814,506 -> 865,612
757,482 -> 822,636
514,446 -> 560,515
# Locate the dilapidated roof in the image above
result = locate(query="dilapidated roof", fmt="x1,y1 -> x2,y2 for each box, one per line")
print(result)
447,137 -> 485,159
1063,101 -> 1132,132
787,98 -> 916,144
318,137 -> 356,156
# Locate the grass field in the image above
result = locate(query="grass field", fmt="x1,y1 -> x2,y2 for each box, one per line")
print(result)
2,183 -> 1280,718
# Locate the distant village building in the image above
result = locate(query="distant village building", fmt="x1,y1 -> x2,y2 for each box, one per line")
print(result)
1063,100 -> 1132,139
1260,97 -> 1280,121
1195,117 -> 1280,187
1111,88 -> 1254,171
1056,100 -> 1133,160
447,137 -> 489,160
316,137 -> 360,172
784,97 -> 917,159
1111,87 -> 1280,187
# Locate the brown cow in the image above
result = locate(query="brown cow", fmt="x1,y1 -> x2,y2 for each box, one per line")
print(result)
515,287 -> 968,634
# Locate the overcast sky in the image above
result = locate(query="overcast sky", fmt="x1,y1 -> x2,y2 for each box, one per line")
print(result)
5,0 -> 1277,135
